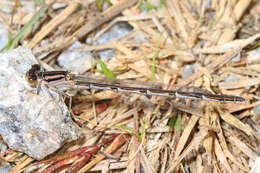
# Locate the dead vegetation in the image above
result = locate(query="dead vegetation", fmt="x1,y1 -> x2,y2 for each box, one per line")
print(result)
0,0 -> 259,172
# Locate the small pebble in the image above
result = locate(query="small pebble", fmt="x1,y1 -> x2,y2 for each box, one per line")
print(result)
253,105 -> 260,116
247,48 -> 260,64
223,75 -> 239,82
57,41 -> 92,73
93,22 -> 132,59
182,64 -> 198,79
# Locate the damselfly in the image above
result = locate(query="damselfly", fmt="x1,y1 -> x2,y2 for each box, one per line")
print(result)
26,64 -> 245,103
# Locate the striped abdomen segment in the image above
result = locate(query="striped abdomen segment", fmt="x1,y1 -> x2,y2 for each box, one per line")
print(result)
73,80 -> 245,103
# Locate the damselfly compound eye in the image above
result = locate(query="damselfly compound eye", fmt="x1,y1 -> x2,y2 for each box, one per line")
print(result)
25,64 -> 41,87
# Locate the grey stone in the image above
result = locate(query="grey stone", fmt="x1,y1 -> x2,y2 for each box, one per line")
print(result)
0,47 -> 81,160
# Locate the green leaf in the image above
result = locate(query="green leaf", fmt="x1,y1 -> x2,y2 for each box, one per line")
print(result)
99,60 -> 115,80
169,114 -> 182,132
159,0 -> 165,8
174,114 -> 182,131
150,34 -> 162,81
169,117 -> 176,132
180,163 -> 186,173
96,0 -> 112,10
140,119 -> 148,140
138,0 -> 156,12
13,0 -> 21,7
112,125 -> 141,141
96,0 -> 104,11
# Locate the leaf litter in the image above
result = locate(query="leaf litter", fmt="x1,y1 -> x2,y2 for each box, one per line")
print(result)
0,0 -> 259,172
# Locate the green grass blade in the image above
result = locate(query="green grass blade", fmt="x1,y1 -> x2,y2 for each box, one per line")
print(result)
169,114 -> 182,132
112,125 -> 141,141
2,4 -> 47,51
140,119 -> 148,140
13,0 -> 21,7
150,34 -> 162,81
96,0 -> 104,10
174,114 -> 182,131
99,60 -> 116,80
180,163 -> 186,173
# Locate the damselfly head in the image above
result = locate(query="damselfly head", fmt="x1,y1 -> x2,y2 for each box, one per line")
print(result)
25,64 -> 41,87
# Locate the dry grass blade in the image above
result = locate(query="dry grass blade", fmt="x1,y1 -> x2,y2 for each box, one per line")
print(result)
178,50 -> 240,87
228,135 -> 258,160
194,33 -> 260,54
216,118 -> 250,172
25,2 -> 79,49
78,134 -> 128,173
174,115 -> 200,158
140,147 -> 157,173
66,0 -> 138,49
218,107 -> 255,136
166,129 -> 209,173
217,0 -> 253,44
1,0 -> 259,172
214,138 -> 233,173
9,156 -> 34,173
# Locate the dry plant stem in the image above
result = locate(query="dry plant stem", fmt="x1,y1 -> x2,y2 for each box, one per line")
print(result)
66,152 -> 95,173
194,33 -> 260,54
78,134 -> 128,173
216,119 -> 249,172
127,139 -> 137,172
37,146 -> 98,165
217,107 -> 254,136
25,2 -> 79,49
196,153 -> 203,173
227,100 -> 260,114
173,115 -> 200,159
36,146 -> 98,173
77,0 -> 137,38
166,1 -> 189,46
217,0 -> 252,44
40,155 -> 81,173
178,50 -> 240,87
214,137 -> 233,173
36,134 -> 120,173
171,101 -> 205,118
62,0 -> 138,49
9,156 -> 34,173
166,129 -> 209,173
151,15 -> 173,44
228,135 -> 258,161
161,146 -> 168,173
201,109 -> 214,167
220,77 -> 260,89
140,147 -> 157,173
133,111 -> 141,173
0,149 -> 17,162
0,10 -> 12,31
179,0 -> 198,27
